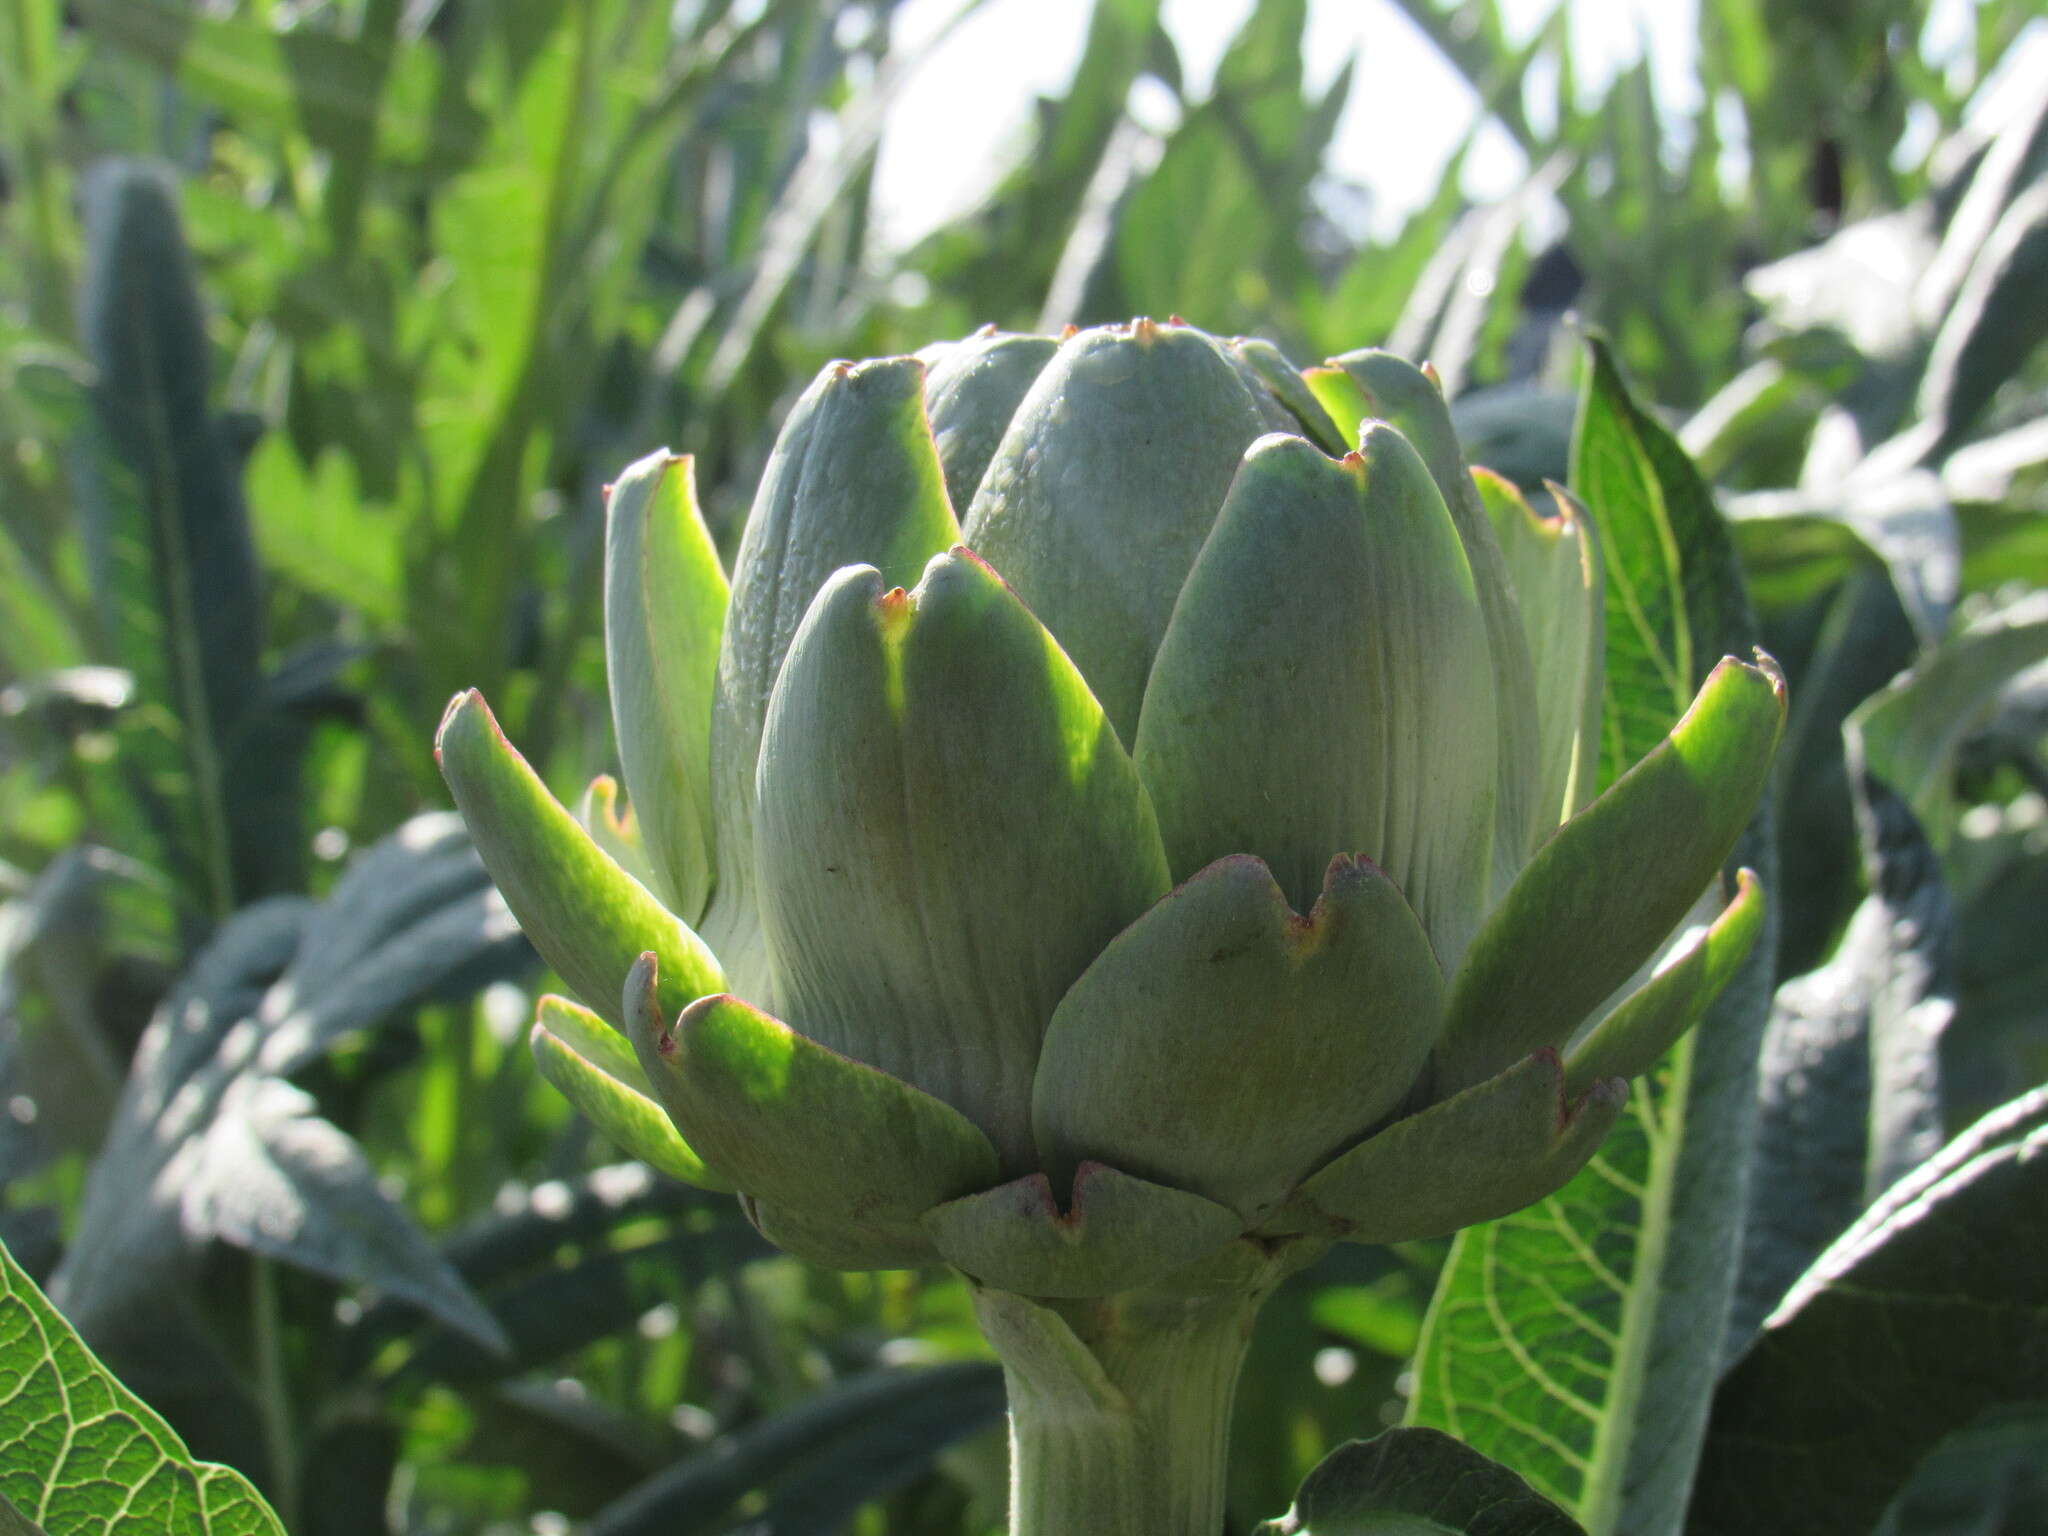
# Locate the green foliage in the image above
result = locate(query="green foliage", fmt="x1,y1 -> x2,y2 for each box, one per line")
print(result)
0,1235 -> 286,1534
1407,339 -> 1778,1535
1,0 -> 2044,1529
1695,1087 -> 2048,1535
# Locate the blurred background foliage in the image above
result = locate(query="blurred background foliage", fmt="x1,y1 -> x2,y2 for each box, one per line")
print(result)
0,0 -> 2044,1532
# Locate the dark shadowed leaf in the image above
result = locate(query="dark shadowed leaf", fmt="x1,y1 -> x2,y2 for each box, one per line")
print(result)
1920,179 -> 2048,456
1730,748 -> 1955,1350
1851,589 -> 2048,840
582,1362 -> 1005,1536
1253,1427 -> 1585,1535
75,159 -> 262,916
337,1163 -> 766,1384
1692,1087 -> 2048,1536
49,817 -> 526,1356
1873,1405 -> 2048,1536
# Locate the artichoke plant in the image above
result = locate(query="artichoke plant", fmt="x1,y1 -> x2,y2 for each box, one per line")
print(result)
438,318 -> 1782,1534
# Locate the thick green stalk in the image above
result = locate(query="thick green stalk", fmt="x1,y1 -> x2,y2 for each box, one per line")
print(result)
972,1280 -> 1273,1536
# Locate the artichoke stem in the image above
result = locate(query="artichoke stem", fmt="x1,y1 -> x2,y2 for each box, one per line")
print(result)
973,1280 -> 1269,1536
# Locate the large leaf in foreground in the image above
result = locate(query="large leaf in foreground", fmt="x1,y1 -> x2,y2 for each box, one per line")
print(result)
1406,337 -> 1776,1536
1690,1087 -> 2048,1535
0,1237 -> 285,1534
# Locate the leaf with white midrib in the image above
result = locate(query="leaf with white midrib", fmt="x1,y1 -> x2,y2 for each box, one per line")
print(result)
1407,337 -> 1776,1536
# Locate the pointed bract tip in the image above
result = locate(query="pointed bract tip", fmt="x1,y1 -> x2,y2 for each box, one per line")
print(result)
623,950 -> 663,1037
1419,359 -> 1444,392
1752,648 -> 1788,700
1130,316 -> 1161,343
1321,849 -> 1389,887
873,585 -> 916,643
1709,650 -> 1788,709
1540,479 -> 1581,529
1166,314 -> 1189,326
1525,1045 -> 1629,1129
836,354 -> 927,390
1579,1074 -> 1630,1120
1058,323 -> 1079,340
930,541 -> 1019,599
434,688 -> 488,755
974,321 -> 999,337
1292,850 -> 1401,955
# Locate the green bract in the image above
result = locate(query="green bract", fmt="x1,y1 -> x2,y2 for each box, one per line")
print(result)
438,318 -> 1783,1298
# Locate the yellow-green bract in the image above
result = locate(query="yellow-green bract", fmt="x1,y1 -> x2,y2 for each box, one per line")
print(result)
438,318 -> 1783,1298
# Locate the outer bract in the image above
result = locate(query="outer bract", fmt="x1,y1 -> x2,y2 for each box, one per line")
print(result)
438,317 -> 1783,1536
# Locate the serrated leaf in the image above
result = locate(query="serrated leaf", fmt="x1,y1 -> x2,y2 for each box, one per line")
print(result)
0,1237 -> 286,1534
1691,1087 -> 2048,1536
1407,338 -> 1777,1536
1570,337 -> 1735,787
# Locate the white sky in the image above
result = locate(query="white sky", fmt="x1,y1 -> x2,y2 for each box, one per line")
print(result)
871,0 -> 1987,255
871,0 -> 1706,253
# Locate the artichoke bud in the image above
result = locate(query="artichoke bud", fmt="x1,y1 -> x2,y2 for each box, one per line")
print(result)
436,689 -> 722,1027
442,317 -> 1787,1301
573,774 -> 652,888
1226,334 -> 1349,454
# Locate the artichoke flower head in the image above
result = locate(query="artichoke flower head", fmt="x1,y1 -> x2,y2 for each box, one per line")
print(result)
439,317 -> 1783,1297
